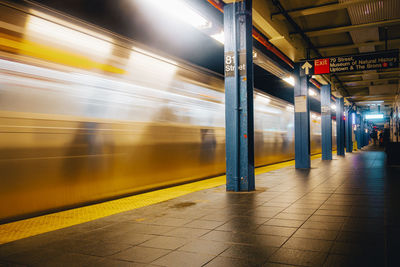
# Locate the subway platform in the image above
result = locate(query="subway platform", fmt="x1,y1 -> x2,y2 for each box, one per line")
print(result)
0,146 -> 399,267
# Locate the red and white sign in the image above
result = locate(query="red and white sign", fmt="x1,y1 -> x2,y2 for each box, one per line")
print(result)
314,58 -> 329,74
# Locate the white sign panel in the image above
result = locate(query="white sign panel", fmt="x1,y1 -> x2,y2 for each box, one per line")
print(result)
295,96 -> 307,113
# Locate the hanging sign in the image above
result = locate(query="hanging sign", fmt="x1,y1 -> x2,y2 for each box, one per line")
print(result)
299,49 -> 399,76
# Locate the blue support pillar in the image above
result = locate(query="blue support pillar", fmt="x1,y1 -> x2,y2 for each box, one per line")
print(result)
336,97 -> 345,155
360,115 -> 365,147
365,126 -> 369,146
364,120 -> 367,146
321,85 -> 332,160
294,65 -> 310,168
346,108 -> 353,153
356,114 -> 361,150
224,1 -> 254,192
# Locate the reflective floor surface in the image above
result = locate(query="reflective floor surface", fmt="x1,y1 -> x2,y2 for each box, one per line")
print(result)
1,145 -> 399,267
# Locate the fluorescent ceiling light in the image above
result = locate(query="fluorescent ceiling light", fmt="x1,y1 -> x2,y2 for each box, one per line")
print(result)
309,89 -> 317,96
211,31 -> 224,44
311,114 -> 320,120
283,76 -> 295,86
146,0 -> 211,29
366,114 -> 384,119
286,106 -> 294,112
132,47 -> 177,65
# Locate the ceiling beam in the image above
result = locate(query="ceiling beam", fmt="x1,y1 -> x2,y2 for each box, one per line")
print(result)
271,0 -> 350,97
272,0 -> 375,20
335,69 -> 400,78
317,38 -> 400,52
349,96 -> 396,103
345,85 -> 370,90
338,77 -> 400,85
292,18 -> 400,37
349,94 -> 396,100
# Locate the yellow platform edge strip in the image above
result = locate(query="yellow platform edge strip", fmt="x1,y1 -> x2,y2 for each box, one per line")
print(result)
0,154 -> 322,245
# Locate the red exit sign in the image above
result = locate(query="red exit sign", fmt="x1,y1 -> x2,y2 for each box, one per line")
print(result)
314,58 -> 329,74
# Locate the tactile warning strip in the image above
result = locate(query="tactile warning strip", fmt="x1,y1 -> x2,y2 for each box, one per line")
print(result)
0,154 -> 321,245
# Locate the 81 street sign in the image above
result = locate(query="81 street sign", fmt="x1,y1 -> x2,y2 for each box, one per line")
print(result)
299,49 -> 399,76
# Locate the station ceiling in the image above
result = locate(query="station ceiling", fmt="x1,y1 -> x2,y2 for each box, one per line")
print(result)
242,0 -> 400,111
17,0 -> 400,113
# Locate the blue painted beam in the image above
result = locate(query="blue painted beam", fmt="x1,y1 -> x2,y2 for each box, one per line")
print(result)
294,65 -> 310,168
336,97 -> 345,155
321,85 -> 332,160
224,1 -> 255,192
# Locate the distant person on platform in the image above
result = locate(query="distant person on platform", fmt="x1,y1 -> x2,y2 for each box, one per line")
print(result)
371,130 -> 378,145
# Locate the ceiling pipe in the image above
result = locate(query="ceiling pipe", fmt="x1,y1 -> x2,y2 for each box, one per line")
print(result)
271,0 -> 350,98
309,78 -> 321,89
207,0 -> 224,12
206,0 -> 294,69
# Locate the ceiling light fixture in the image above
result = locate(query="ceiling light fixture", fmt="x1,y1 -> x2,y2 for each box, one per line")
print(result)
146,0 -> 211,29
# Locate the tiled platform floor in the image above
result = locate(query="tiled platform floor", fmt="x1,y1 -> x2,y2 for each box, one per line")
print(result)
1,146 -> 400,266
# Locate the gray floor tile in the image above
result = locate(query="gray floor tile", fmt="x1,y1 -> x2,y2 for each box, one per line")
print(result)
215,221 -> 260,232
283,207 -> 317,215
220,244 -> 278,263
203,256 -> 254,267
293,228 -> 338,241
97,258 -> 147,267
255,225 -> 297,237
283,237 -> 333,252
274,212 -> 310,221
112,246 -> 170,263
264,218 -> 304,228
200,230 -> 233,242
0,248 -> 64,266
163,227 -> 210,238
263,263 -> 293,267
301,220 -> 343,231
178,239 -> 230,255
184,220 -> 224,230
307,215 -> 347,223
39,252 -> 104,267
269,248 -> 327,266
144,217 -> 193,227
254,235 -> 289,247
152,251 -> 215,267
140,236 -> 188,250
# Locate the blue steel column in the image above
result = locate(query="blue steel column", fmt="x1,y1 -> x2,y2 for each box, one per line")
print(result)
360,115 -> 365,147
294,65 -> 310,168
321,85 -> 332,160
224,1 -> 255,191
356,114 -> 361,150
336,97 -> 345,155
346,108 -> 353,153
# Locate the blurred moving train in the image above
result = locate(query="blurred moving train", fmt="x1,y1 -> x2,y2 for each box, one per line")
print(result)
0,1 -> 336,221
